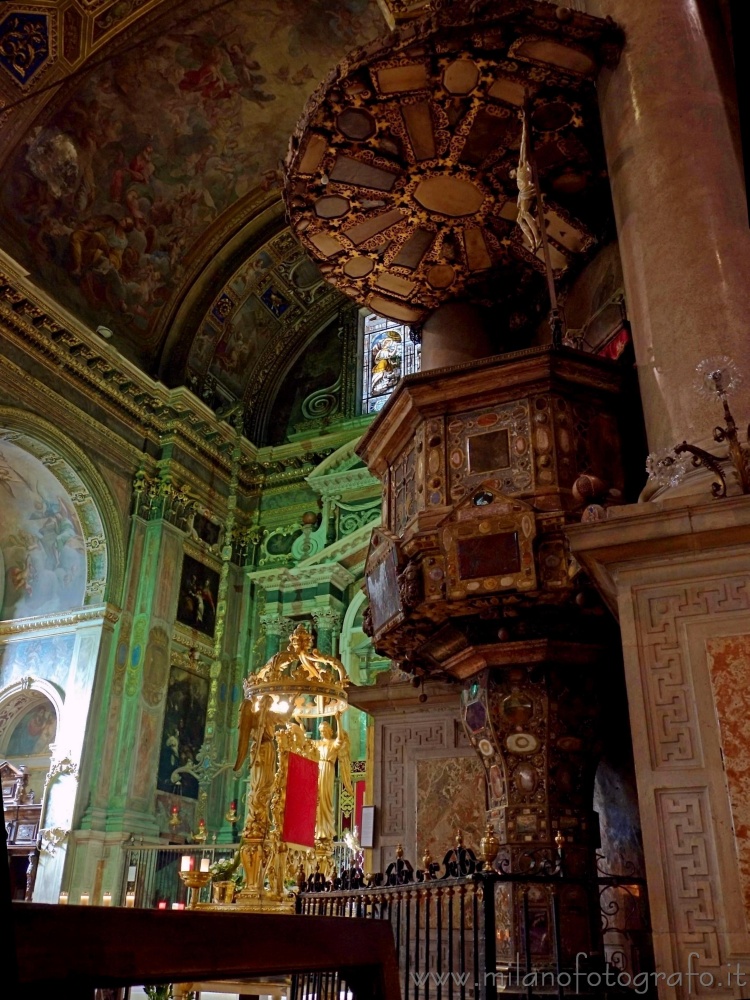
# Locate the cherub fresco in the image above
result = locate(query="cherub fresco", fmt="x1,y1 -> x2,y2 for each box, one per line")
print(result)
0,442 -> 86,621
0,0 -> 382,359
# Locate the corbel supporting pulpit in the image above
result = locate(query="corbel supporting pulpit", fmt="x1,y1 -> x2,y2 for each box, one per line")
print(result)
208,625 -> 351,912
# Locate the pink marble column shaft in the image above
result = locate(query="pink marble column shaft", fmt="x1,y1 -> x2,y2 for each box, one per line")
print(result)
421,302 -> 495,371
590,0 -> 750,453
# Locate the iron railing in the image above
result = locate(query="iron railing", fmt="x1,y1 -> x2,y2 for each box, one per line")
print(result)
295,846 -> 654,1000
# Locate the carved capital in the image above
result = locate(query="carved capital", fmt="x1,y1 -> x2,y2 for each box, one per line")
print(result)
311,608 -> 342,632
39,827 -> 68,856
259,614 -> 294,637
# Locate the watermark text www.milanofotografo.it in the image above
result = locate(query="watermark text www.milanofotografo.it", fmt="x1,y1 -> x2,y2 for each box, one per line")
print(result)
410,953 -> 749,995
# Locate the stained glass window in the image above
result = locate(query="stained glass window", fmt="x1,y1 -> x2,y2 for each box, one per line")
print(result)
361,313 -> 421,414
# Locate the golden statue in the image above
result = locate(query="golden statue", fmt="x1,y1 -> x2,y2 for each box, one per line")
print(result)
234,692 -> 277,840
314,714 -> 353,844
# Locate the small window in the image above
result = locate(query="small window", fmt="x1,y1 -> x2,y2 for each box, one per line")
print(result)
361,313 -> 421,414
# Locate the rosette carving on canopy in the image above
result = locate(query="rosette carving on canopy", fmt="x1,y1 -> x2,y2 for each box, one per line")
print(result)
285,0 -> 622,329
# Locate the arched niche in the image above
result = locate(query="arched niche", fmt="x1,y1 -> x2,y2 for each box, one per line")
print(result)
0,412 -> 124,620
340,588 -> 389,686
0,679 -> 63,802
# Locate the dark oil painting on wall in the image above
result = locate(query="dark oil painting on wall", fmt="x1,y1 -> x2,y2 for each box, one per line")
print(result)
157,663 -> 209,799
176,553 -> 219,637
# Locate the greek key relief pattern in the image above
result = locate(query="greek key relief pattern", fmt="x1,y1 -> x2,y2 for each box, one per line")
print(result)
656,789 -> 722,972
638,578 -> 750,769
381,722 -> 447,836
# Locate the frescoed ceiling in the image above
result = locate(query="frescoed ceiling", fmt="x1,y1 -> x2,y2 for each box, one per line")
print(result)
183,225 -> 345,422
0,0 -> 387,375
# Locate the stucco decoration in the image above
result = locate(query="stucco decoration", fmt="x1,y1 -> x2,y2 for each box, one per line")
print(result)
0,427 -> 110,620
0,0 -> 385,367
0,9 -> 56,89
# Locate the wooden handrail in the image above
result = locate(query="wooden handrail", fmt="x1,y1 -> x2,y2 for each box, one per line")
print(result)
12,902 -> 401,1000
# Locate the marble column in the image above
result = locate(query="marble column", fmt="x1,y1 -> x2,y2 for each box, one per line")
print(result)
420,303 -> 495,371
568,496 -> 750,999
589,0 -> 750,455
259,614 -> 292,659
311,608 -> 341,656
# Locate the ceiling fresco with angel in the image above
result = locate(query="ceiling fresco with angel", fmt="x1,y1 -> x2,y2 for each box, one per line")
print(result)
0,0 -> 385,371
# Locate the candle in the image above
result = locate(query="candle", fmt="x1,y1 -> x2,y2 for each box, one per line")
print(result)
231,800 -> 237,810
180,855 -> 192,872
80,891 -> 90,906
200,858 -> 210,873
102,891 -> 112,907
125,892 -> 136,908
158,900 -> 167,910
172,902 -> 185,910
58,891 -> 69,905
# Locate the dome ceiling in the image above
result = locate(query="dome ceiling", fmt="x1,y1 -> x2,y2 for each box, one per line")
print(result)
0,0 -> 385,374
284,0 -> 621,327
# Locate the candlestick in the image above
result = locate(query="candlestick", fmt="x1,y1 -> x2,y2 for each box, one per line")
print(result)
58,891 -> 69,905
79,890 -> 90,906
178,869 -> 211,909
102,891 -> 112,907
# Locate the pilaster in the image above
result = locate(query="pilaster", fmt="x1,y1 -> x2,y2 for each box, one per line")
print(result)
568,496 -> 750,998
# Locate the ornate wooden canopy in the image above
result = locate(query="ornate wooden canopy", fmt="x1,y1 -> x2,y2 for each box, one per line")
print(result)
285,0 -> 621,330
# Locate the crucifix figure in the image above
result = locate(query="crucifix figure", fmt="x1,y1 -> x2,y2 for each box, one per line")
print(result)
511,112 -> 541,251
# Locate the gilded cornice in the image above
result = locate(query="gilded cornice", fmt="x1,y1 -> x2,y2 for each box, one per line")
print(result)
0,258 -> 254,471
171,623 -> 215,659
0,603 -> 121,637
248,562 -> 356,593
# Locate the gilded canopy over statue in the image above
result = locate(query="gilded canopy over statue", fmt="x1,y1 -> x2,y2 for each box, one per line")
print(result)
231,624 -> 353,908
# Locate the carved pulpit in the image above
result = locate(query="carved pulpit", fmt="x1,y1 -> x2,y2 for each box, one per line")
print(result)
358,347 -> 630,964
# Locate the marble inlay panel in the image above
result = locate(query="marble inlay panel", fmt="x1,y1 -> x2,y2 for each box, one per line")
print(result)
416,754 -> 486,859
707,632 -> 750,927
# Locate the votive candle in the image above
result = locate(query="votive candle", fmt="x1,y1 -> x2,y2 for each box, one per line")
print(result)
58,891 -> 69,905
102,891 -> 112,907
125,892 -> 136,908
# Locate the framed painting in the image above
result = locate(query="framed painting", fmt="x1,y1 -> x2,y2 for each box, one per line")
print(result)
156,663 -> 210,799
176,554 -> 220,637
